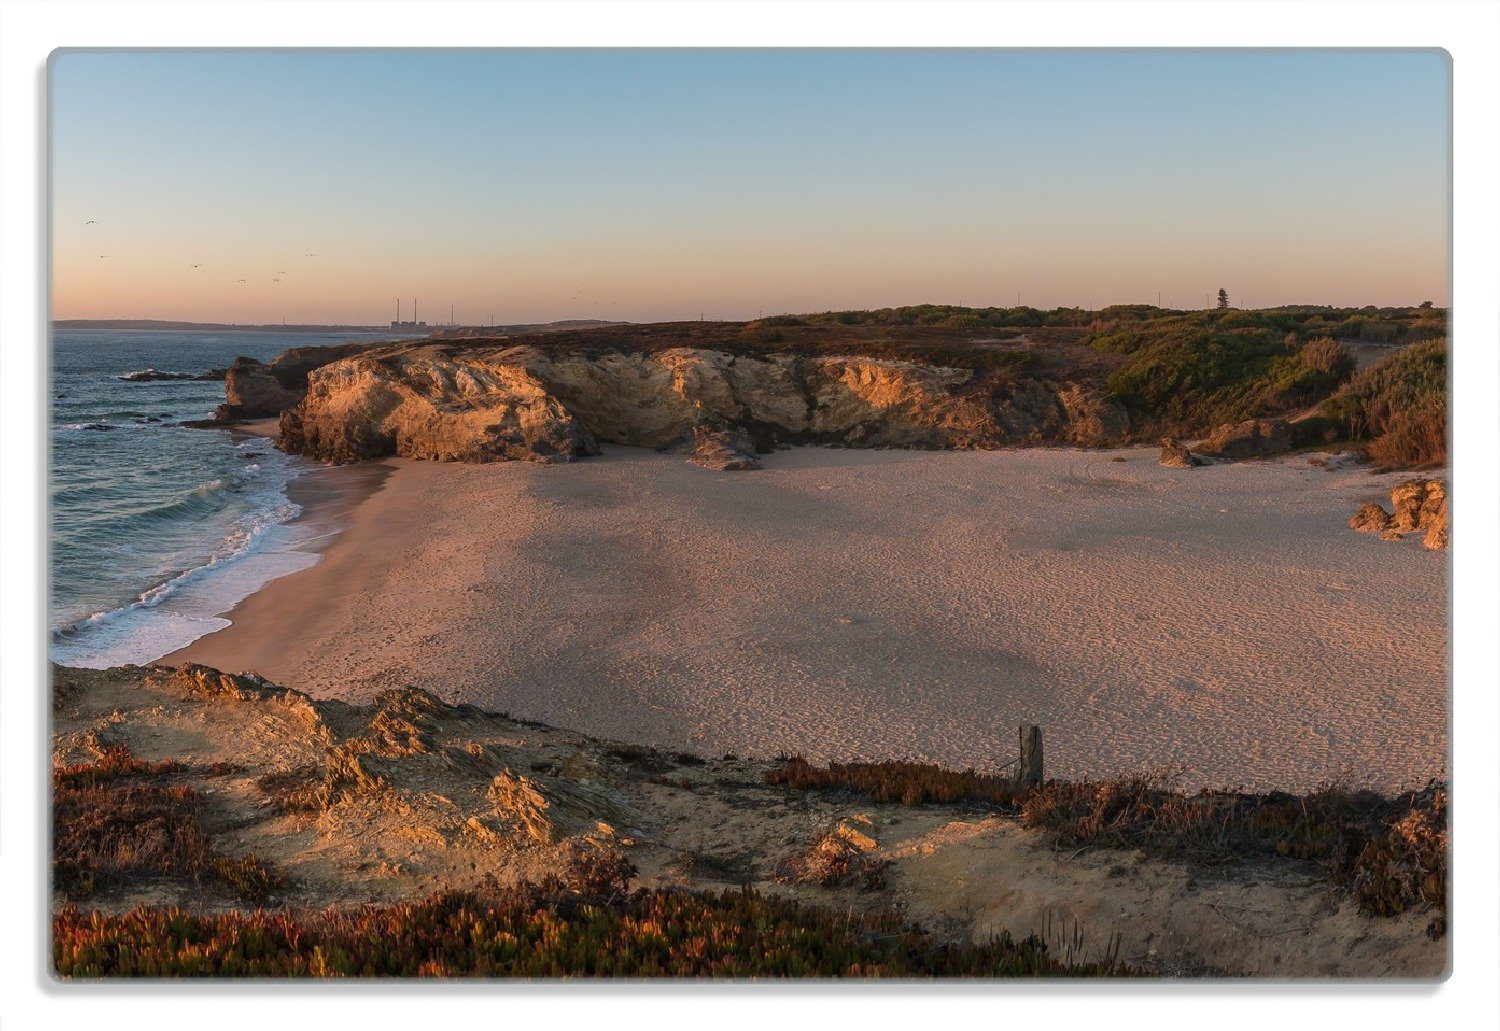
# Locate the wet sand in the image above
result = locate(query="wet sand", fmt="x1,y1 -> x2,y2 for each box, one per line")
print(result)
169,445 -> 1448,792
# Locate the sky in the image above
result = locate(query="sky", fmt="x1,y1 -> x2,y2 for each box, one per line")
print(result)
50,49 -> 1449,325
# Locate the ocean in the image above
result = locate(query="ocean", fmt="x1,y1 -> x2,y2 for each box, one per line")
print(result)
49,329 -> 371,668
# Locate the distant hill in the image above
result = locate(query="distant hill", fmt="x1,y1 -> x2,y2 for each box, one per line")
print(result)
53,319 -> 387,333
55,318 -> 633,336
428,320 -> 630,338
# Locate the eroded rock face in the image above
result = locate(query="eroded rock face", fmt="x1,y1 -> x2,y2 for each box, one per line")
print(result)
1159,437 -> 1202,468
215,342 -> 376,422
1058,384 -> 1131,448
1348,479 -> 1448,550
279,348 -> 600,464
276,342 -> 1132,465
1196,418 -> 1292,461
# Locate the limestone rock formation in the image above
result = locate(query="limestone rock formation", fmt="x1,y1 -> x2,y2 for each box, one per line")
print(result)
215,342 -> 375,422
1057,384 -> 1131,447
1348,503 -> 1393,534
1195,418 -> 1292,461
279,347 -> 602,464
1347,479 -> 1448,550
272,340 -> 1135,465
689,425 -> 761,471
1159,437 -> 1202,468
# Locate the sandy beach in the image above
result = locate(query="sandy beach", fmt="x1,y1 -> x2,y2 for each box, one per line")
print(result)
169,445 -> 1447,793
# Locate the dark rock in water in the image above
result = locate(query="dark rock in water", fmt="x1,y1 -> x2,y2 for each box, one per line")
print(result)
119,369 -> 197,382
81,422 -> 115,432
689,426 -> 762,471
1195,418 -> 1292,461
119,367 -> 228,382
176,418 -> 227,429
1158,437 -> 1202,468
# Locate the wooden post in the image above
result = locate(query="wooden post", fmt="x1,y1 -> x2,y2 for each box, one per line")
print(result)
1018,724 -> 1044,787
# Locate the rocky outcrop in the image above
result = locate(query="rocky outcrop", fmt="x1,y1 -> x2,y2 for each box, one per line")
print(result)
278,348 -> 601,464
1159,437 -> 1203,468
689,425 -> 761,471
275,341 -> 1132,465
215,342 -> 376,422
119,368 -> 226,382
1195,418 -> 1293,461
1057,384 -> 1131,447
1348,479 -> 1448,550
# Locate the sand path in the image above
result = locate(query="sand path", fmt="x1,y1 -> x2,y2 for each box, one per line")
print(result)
171,445 -> 1447,792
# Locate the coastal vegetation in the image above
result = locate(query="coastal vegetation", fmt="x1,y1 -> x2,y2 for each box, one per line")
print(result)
767,758 -> 1447,937
50,663 -> 1446,977
1322,338 -> 1448,468
54,743 -> 279,905
54,883 -> 1120,978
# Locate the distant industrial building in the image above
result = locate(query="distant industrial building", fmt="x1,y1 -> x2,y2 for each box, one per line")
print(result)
390,299 -> 428,331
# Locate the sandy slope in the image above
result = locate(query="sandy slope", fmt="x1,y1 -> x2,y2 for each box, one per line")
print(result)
171,445 -> 1447,793
52,664 -> 1445,978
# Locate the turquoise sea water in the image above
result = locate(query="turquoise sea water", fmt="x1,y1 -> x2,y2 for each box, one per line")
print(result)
49,329 -> 365,667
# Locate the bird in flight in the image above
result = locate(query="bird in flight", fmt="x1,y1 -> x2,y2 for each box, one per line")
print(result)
84,220 -> 97,225
304,253 -> 317,257
236,278 -> 247,283
95,254 -> 107,259
190,264 -> 200,268
272,278 -> 282,283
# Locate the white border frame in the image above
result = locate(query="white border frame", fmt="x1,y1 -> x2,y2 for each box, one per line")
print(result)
3,2 -> 1496,1027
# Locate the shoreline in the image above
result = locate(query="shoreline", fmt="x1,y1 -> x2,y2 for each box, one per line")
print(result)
162,442 -> 1447,794
158,423 -> 392,669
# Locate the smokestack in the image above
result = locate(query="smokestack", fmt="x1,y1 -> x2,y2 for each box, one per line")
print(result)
396,298 -> 401,323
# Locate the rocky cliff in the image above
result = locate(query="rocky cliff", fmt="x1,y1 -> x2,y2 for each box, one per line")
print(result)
215,342 -> 378,421
274,340 -> 1130,464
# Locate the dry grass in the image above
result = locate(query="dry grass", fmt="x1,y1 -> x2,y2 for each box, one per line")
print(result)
1322,338 -> 1446,468
1364,398 -> 1447,469
765,756 -> 1022,807
767,759 -> 1447,934
777,823 -> 889,891
1299,336 -> 1354,376
53,745 -> 281,905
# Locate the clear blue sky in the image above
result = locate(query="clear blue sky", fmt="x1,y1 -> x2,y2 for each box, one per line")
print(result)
51,49 -> 1449,324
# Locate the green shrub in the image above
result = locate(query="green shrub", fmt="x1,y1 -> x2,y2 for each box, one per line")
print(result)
1322,338 -> 1447,467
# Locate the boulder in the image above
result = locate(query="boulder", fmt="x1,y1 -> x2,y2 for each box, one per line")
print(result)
1196,418 -> 1293,461
1159,437 -> 1202,468
688,425 -> 761,471
1390,479 -> 1443,533
1348,479 -> 1447,550
1423,497 -> 1449,550
1348,503 -> 1393,534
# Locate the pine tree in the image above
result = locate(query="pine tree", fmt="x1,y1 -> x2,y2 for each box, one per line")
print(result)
1216,288 -> 1229,309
